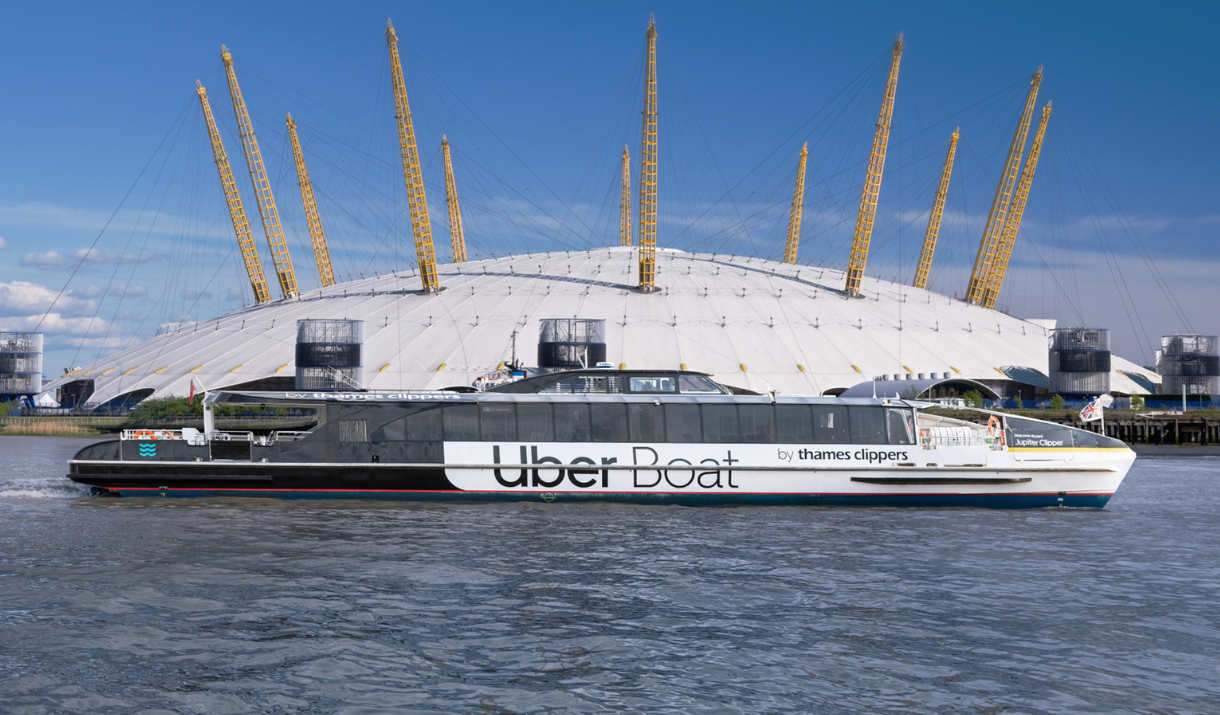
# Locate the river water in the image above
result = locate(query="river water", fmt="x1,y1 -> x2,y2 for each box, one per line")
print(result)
1,435 -> 1217,714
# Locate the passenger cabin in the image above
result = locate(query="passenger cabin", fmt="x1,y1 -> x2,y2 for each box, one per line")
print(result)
487,370 -> 732,395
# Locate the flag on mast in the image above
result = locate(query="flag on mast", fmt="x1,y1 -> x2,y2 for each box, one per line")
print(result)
1079,394 -> 1113,423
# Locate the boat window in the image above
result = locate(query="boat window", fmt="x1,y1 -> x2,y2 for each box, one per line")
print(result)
541,374 -> 623,394
517,403 -> 553,441
777,405 -> 813,443
629,376 -> 677,393
1006,416 -> 1072,449
405,406 -> 443,441
850,406 -> 888,444
628,404 -> 665,441
702,404 -> 739,443
813,406 -> 850,444
666,404 -> 702,443
679,375 -> 722,394
443,404 -> 480,441
480,404 -> 516,441
740,405 -> 777,443
553,403 -> 592,441
886,408 -> 915,445
372,415 -> 405,442
1069,428 -> 1125,449
591,403 -> 628,442
339,419 -> 368,443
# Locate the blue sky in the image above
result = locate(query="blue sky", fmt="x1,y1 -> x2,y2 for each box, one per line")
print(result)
1,1 -> 1216,374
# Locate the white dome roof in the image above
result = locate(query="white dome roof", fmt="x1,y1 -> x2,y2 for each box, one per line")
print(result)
44,247 -> 1154,403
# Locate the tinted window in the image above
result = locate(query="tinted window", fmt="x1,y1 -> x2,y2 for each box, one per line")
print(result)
406,406 -> 443,441
850,406 -> 887,444
372,416 -> 405,442
886,408 -> 915,445
702,404 -> 739,443
480,404 -> 516,441
628,404 -> 665,441
777,405 -> 813,443
813,406 -> 850,443
517,403 -> 553,441
666,404 -> 701,443
740,405 -> 777,443
679,375 -> 722,394
443,404 -> 480,441
1005,416 -> 1076,449
1069,428 -> 1124,449
553,403 -> 592,441
629,376 -> 676,393
591,403 -> 628,442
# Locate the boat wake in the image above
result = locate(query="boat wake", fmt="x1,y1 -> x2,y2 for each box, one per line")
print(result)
0,476 -> 89,499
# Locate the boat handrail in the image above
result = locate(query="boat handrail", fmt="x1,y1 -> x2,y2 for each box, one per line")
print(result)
121,428 -> 182,441
209,430 -> 254,442
269,430 -> 312,443
919,426 -> 992,449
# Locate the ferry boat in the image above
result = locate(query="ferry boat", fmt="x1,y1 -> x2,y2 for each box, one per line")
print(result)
68,370 -> 1134,508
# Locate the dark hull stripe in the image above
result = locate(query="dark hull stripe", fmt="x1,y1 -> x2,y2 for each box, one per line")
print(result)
93,486 -> 1113,509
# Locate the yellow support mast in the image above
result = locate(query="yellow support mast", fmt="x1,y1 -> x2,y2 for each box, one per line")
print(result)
195,82 -> 271,305
386,19 -> 441,292
286,114 -> 336,287
620,145 -> 632,247
783,142 -> 808,265
912,128 -> 959,289
965,67 -> 1042,305
441,135 -> 467,263
981,102 -> 1052,310
221,45 -> 298,299
844,34 -> 903,296
636,16 -> 659,291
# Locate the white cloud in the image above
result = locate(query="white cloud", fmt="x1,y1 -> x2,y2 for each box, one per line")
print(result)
0,313 -> 111,336
0,236 -> 7,250
68,284 -> 148,300
61,336 -> 130,349
73,247 -> 168,265
157,320 -> 196,334
21,251 -> 65,269
0,281 -> 96,317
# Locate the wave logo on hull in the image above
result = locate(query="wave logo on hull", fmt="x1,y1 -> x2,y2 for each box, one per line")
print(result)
137,444 -> 156,457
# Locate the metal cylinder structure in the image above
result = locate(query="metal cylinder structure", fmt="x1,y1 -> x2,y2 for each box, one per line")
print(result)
0,332 -> 43,397
295,320 -> 363,391
537,319 -> 607,369
1158,335 -> 1219,396
1048,328 -> 1110,395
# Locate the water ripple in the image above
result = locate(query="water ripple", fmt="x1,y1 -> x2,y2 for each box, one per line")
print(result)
1,437 -> 1218,713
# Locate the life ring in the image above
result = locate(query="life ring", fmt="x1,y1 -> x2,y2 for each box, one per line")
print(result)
987,415 -> 1002,439
134,429 -> 154,439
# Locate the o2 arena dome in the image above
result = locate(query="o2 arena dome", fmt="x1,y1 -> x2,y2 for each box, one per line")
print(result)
43,247 -> 1153,408
32,21 -> 1169,408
